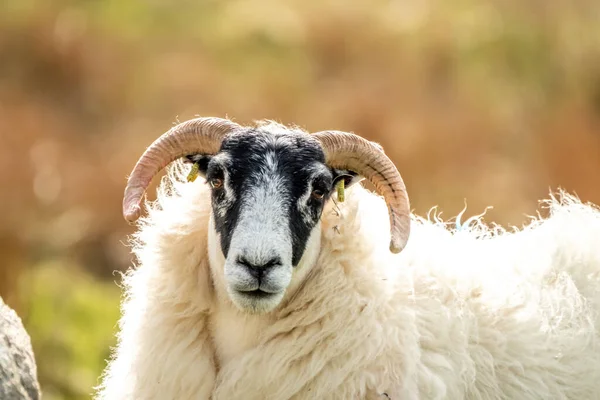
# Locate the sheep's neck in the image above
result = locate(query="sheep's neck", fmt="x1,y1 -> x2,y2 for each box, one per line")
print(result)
209,301 -> 271,368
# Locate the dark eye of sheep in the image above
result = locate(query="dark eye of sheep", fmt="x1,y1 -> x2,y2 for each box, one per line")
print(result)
309,176 -> 331,202
205,165 -> 225,190
209,178 -> 223,189
311,189 -> 325,200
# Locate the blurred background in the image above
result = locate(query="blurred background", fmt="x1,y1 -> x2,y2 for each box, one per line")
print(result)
1,0 -> 599,398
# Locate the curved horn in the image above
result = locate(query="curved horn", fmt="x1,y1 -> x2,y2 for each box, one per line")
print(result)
123,117 -> 241,223
313,130 -> 410,254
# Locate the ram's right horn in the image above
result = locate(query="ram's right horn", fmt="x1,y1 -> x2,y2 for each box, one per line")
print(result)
123,117 -> 242,223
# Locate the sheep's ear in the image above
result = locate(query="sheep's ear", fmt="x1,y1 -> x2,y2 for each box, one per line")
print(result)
184,154 -> 213,177
331,168 -> 363,193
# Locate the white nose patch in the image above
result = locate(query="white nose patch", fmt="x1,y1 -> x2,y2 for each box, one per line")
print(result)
228,174 -> 293,268
224,162 -> 295,300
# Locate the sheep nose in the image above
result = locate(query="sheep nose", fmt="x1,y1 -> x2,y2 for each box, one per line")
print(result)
237,256 -> 281,280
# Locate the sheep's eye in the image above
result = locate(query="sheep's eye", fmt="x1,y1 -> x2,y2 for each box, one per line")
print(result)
209,178 -> 223,189
311,189 -> 325,200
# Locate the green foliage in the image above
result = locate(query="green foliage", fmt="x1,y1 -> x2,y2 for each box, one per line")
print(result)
19,263 -> 121,400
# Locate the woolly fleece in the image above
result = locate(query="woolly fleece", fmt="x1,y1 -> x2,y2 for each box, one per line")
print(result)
96,162 -> 600,399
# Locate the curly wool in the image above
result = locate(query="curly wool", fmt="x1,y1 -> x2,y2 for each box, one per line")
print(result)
96,162 -> 600,399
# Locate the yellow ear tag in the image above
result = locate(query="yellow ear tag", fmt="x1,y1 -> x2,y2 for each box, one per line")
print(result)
187,162 -> 200,182
336,179 -> 345,202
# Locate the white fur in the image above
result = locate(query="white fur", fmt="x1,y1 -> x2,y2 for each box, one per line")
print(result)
96,160 -> 600,399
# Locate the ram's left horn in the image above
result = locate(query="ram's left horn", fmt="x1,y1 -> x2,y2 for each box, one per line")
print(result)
313,130 -> 411,253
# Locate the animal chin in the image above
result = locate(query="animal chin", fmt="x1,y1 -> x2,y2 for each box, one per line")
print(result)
229,288 -> 285,314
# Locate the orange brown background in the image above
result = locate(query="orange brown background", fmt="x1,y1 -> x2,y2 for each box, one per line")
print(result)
1,1 -> 599,398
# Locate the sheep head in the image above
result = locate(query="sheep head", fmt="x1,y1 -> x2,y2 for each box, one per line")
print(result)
122,117 -> 410,313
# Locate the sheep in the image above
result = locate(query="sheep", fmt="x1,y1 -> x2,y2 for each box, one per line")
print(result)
96,117 -> 600,399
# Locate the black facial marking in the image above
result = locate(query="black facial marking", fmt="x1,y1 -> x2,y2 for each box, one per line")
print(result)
288,168 -> 333,265
188,125 -> 363,266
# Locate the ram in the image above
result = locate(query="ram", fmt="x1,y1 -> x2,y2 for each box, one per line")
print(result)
96,117 -> 600,399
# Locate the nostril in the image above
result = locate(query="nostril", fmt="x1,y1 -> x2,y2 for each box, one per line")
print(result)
262,257 -> 282,269
236,256 -> 251,268
237,256 -> 282,280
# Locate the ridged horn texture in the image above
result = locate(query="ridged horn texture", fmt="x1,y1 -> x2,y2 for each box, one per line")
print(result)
122,117 -> 241,223
313,130 -> 411,254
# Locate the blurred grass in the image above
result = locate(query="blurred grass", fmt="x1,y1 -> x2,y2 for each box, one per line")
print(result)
19,262 -> 120,400
1,0 -> 600,398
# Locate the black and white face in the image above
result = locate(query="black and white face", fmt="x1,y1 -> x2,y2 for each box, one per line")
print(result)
189,125 -> 359,314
